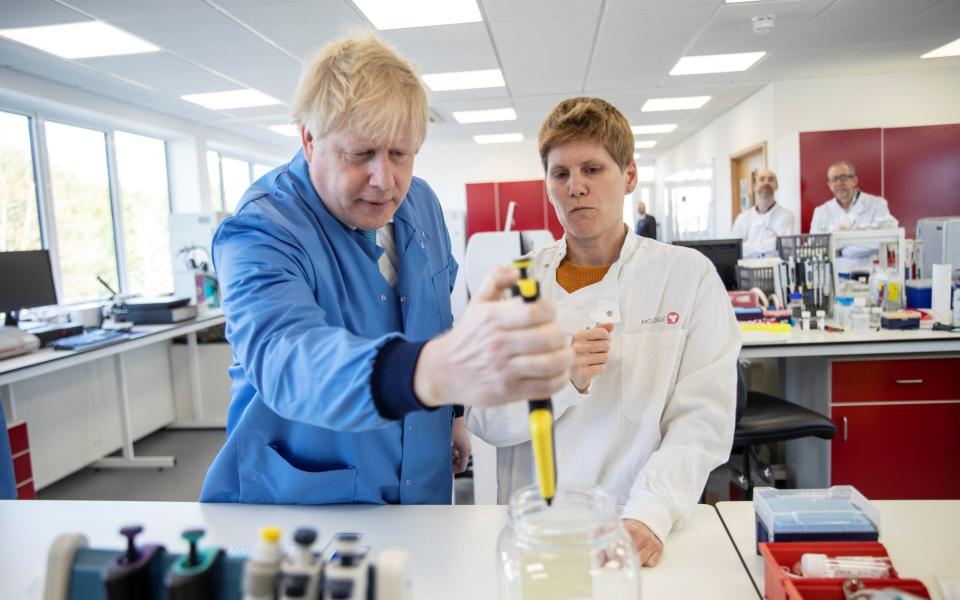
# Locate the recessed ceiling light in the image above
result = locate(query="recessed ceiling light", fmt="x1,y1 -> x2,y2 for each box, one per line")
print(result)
422,69 -> 505,91
633,153 -> 642,160
474,133 -> 523,144
641,96 -> 711,112
631,124 -> 677,135
634,140 -> 657,149
452,108 -> 517,124
181,89 -> 282,110
670,51 -> 766,75
922,37 -> 960,59
637,166 -> 656,182
269,125 -> 300,137
0,21 -> 160,59
352,0 -> 482,30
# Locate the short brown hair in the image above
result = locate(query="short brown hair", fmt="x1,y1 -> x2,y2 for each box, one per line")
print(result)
538,97 -> 634,171
291,32 -> 429,148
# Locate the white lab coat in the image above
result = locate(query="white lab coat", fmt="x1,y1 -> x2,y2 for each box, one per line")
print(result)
466,232 -> 741,543
731,202 -> 795,258
809,191 -> 898,233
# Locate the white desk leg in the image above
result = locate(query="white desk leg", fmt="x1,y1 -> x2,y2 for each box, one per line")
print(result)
92,353 -> 176,469
187,332 -> 204,423
1,384 -> 16,422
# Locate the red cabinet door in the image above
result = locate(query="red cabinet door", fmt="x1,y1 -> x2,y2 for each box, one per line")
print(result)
466,182 -> 498,239
497,180 -> 547,232
831,402 -> 960,499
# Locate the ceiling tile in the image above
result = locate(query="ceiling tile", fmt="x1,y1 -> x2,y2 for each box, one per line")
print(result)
811,0 -> 941,25
111,4 -> 266,54
228,0 -> 363,52
490,15 -> 600,96
606,0 -> 721,12
0,0 -> 89,27
78,52 -> 237,95
481,0 -> 602,21
383,23 -> 499,73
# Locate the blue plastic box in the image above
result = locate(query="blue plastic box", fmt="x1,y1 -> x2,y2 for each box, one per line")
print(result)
753,486 -> 880,554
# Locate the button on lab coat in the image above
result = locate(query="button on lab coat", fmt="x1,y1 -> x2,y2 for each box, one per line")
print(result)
810,191 -> 898,233
200,150 -> 458,505
466,233 -> 741,543
731,202 -> 795,258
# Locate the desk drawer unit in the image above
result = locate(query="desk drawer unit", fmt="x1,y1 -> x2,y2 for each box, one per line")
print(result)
830,357 -> 960,500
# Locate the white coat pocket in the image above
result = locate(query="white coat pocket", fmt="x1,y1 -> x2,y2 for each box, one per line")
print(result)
620,329 -> 686,425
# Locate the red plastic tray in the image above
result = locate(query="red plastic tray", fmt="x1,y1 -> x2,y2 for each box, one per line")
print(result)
759,541 -> 930,600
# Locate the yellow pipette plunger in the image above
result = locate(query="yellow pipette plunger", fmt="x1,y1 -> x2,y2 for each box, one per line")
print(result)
512,258 -> 557,506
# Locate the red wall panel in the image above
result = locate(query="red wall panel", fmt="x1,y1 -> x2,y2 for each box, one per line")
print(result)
497,180 -> 548,232
465,182 -> 498,239
544,190 -> 565,241
799,129 -> 882,233
882,124 -> 960,237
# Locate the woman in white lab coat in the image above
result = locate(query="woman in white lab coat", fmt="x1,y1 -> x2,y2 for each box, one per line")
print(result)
466,97 -> 741,567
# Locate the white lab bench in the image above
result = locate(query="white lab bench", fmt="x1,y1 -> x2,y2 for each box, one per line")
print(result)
0,312 -> 226,488
716,500 -> 960,600
0,500 -> 757,600
737,327 -> 960,493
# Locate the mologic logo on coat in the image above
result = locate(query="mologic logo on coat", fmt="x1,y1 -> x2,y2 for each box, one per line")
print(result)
640,312 -> 681,325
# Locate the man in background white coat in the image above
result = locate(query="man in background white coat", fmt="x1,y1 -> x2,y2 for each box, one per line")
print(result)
810,161 -> 898,233
732,169 -> 795,257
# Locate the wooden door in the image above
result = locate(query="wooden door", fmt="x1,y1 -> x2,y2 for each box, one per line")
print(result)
730,142 -> 767,224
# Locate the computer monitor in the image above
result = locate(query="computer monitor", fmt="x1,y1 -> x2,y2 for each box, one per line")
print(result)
672,238 -> 743,291
0,250 -> 58,326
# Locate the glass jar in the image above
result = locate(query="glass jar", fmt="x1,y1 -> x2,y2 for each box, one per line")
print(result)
497,485 -> 641,600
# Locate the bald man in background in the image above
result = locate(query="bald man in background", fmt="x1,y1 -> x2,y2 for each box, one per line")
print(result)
731,169 -> 795,257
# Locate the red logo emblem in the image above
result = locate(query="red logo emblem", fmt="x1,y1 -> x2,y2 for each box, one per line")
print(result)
667,312 -> 680,325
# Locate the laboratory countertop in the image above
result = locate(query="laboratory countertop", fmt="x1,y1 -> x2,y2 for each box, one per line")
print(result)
716,500 -> 960,600
740,326 -> 960,358
0,500 -> 758,600
0,311 -> 225,384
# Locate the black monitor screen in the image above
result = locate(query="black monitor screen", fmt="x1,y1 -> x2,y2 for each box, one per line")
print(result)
672,239 -> 742,291
0,250 -> 58,315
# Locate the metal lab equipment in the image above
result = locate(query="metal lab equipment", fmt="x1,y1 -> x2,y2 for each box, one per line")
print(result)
917,216 -> 960,280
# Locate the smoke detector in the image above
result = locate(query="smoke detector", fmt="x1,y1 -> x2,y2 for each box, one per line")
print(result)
752,14 -> 775,35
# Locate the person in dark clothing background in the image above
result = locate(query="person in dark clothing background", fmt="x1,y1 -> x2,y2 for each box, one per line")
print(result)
634,201 -> 657,239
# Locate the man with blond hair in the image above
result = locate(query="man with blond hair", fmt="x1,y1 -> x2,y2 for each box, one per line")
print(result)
467,97 -> 740,566
200,34 -> 572,505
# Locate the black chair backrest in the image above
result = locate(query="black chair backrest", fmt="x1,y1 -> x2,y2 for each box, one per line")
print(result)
735,360 -> 748,424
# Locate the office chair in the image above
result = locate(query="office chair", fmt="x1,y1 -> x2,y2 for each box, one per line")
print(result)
731,362 -> 837,499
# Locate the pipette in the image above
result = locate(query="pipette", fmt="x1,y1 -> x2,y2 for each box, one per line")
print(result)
511,258 -> 557,506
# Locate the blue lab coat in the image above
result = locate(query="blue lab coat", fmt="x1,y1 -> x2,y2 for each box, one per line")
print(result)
200,150 -> 458,505
0,396 -> 15,499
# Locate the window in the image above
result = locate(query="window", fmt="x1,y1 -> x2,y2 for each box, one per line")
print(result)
115,131 -> 173,296
45,121 -> 117,304
220,156 -> 251,212
207,150 -> 223,211
0,111 -> 41,251
252,163 -> 273,180
666,163 -> 714,241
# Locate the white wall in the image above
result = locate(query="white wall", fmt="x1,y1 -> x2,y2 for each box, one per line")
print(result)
414,140 -> 546,213
656,66 -> 960,237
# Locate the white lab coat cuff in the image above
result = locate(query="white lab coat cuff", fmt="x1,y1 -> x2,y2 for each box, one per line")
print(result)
552,380 -> 591,415
622,491 -> 676,545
